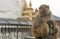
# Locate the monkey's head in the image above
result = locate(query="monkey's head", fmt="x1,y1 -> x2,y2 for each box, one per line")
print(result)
39,4 -> 51,17
33,4 -> 52,27
47,20 -> 56,27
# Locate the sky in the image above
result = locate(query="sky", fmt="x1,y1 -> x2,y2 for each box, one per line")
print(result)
0,0 -> 23,18
0,0 -> 60,18
26,0 -> 60,17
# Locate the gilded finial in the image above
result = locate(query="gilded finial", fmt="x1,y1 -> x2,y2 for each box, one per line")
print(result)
29,0 -> 32,8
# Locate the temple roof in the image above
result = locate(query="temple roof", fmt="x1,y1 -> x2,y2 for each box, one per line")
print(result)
0,18 -> 32,26
0,15 -> 60,25
52,15 -> 60,21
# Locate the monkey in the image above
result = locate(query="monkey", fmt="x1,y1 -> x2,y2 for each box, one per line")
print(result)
32,4 -> 51,39
31,4 -> 58,39
47,20 -> 59,39
33,4 -> 51,28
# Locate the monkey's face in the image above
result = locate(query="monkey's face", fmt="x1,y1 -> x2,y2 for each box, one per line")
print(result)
39,4 -> 50,16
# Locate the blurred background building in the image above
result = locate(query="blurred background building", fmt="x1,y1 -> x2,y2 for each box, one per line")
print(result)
17,0 -> 38,21
0,0 -> 60,39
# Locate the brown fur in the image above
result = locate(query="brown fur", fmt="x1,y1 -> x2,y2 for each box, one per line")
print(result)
32,4 -> 58,39
32,4 -> 51,38
33,4 -> 51,28
47,20 -> 59,39
32,21 -> 49,38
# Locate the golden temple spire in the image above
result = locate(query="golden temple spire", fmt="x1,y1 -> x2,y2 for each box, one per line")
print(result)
29,0 -> 32,8
23,0 -> 28,10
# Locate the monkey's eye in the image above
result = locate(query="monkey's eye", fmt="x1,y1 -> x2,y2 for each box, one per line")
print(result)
39,7 -> 43,9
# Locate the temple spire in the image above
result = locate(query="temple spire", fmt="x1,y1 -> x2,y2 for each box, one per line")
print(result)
23,0 -> 28,10
29,0 -> 32,8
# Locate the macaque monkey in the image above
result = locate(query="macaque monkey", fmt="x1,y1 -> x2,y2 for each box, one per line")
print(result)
32,4 -> 58,39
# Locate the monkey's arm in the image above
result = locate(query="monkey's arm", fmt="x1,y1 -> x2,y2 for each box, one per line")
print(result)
32,15 -> 41,28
